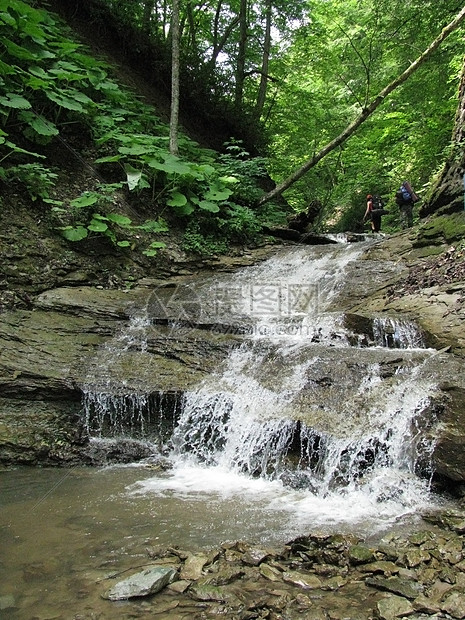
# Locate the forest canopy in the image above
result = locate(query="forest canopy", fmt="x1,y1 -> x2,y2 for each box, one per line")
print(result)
1,0 -> 464,252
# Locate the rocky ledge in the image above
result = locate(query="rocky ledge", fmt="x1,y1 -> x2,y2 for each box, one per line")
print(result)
350,213 -> 465,357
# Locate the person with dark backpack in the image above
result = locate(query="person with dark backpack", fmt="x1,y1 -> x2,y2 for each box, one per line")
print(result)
395,181 -> 419,228
363,194 -> 387,233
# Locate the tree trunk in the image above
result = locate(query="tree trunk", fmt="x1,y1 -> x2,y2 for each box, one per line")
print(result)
255,0 -> 272,119
141,1 -> 154,35
257,5 -> 465,207
169,0 -> 180,155
234,0 -> 248,109
420,58 -> 465,217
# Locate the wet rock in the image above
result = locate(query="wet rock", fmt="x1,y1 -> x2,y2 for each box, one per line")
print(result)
409,530 -> 435,546
102,566 -> 178,600
348,544 -> 376,564
358,560 -> 400,575
402,547 -> 431,568
429,387 -> 465,484
0,595 -> 16,611
439,564 -> 457,584
427,578 -> 455,603
282,570 -> 322,589
241,547 -> 271,566
416,567 -> 438,585
84,437 -> 156,465
260,563 -> 282,581
438,536 -> 464,564
413,594 -> 441,614
377,594 -> 414,619
180,553 -> 209,580
167,580 -> 191,593
365,575 -> 424,599
201,566 -> 245,586
441,590 -> 465,619
313,563 -> 341,577
321,575 -> 347,590
188,584 -> 229,602
423,509 -> 465,534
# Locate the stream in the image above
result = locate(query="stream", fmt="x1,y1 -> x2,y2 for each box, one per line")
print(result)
0,237 -> 457,618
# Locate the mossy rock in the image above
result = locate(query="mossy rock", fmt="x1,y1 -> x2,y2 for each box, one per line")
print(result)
413,213 -> 465,248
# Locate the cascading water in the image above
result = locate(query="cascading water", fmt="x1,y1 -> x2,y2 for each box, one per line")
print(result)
83,240 -> 445,533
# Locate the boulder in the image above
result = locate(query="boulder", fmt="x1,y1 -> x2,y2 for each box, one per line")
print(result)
102,566 -> 178,600
377,594 -> 414,619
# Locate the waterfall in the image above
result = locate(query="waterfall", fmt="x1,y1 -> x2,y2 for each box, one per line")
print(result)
82,240 -> 444,531
372,316 -> 425,349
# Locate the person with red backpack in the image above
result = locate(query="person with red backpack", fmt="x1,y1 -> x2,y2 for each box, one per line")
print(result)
395,181 -> 419,228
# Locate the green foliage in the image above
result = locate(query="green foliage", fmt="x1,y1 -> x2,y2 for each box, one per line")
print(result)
0,0 -> 274,258
54,183 -> 169,255
1,0 -> 462,250
217,140 -> 269,206
265,0 -> 464,229
182,220 -> 229,257
1,162 -> 58,201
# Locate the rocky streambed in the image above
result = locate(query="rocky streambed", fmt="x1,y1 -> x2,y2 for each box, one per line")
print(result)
82,508 -> 465,620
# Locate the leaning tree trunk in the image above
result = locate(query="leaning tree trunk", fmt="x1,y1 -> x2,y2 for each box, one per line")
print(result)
420,58 -> 465,217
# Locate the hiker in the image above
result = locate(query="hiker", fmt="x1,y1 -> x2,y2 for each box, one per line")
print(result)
363,194 -> 384,233
395,181 -> 419,228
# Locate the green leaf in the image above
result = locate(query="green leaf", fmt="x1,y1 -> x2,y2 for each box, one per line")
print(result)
3,38 -> 36,60
25,75 -> 49,90
204,186 -> 232,201
142,241 -> 167,256
170,202 -> 195,215
70,194 -> 99,208
18,112 -> 59,136
198,200 -> 220,213
106,213 -> 132,226
119,144 -> 153,155
0,93 -> 31,109
43,198 -> 63,206
88,219 -> 108,232
138,218 -> 169,233
44,89 -> 84,112
167,191 -> 187,207
94,154 -> 123,164
161,155 -> 192,175
3,139 -> 44,158
0,11 -> 16,27
145,157 -> 169,171
117,240 -> 131,247
219,175 -> 239,184
61,226 -> 88,241
0,59 -> 15,75
28,66 -> 49,79
71,91 -> 93,105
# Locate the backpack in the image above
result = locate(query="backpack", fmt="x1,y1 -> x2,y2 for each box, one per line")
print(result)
371,195 -> 384,210
396,182 -> 419,205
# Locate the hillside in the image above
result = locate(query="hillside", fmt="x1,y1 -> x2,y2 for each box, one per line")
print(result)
0,1 -> 288,313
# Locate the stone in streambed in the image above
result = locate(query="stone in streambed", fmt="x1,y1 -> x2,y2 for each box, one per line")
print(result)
102,566 -> 178,600
377,594 -> 414,620
282,570 -> 322,589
